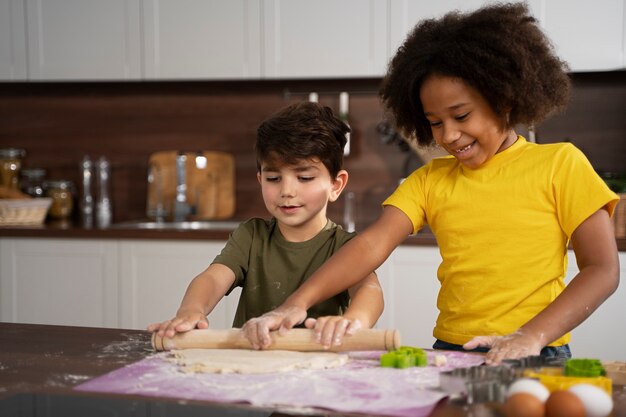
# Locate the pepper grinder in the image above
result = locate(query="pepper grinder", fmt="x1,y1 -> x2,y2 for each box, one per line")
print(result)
343,191 -> 356,232
96,156 -> 112,228
80,155 -> 94,228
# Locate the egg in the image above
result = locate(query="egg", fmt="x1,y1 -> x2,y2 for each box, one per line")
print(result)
503,392 -> 545,417
569,383 -> 614,417
545,390 -> 586,417
507,378 -> 551,402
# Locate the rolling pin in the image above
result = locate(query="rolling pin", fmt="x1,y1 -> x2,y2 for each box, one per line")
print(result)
152,328 -> 401,352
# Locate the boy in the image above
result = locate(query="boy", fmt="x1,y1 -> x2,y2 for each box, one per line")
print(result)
148,102 -> 383,348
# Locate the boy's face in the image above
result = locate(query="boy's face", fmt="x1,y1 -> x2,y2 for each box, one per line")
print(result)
420,74 -> 517,169
257,157 -> 346,241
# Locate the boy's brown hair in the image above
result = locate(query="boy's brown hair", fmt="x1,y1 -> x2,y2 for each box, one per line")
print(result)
256,102 -> 349,178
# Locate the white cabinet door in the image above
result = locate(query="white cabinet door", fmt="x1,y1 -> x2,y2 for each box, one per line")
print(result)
25,0 -> 141,80
538,0 -> 625,71
388,0 -> 487,60
567,251 -> 626,361
142,0 -> 261,79
389,0 -> 625,72
263,0 -> 388,78
118,240 -> 241,330
0,0 -> 27,80
376,245 -> 442,348
0,238 -> 119,327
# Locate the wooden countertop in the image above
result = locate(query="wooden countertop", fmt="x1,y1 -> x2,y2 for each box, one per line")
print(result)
1,222 -> 625,251
0,323 -> 289,416
1,322 -> 625,417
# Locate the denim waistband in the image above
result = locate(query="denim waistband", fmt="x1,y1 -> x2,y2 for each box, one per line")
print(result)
433,339 -> 572,359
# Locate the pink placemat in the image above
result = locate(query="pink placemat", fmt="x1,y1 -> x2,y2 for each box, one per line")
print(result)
75,350 -> 484,417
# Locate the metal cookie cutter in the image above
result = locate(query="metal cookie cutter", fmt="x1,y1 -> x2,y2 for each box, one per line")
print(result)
438,355 -> 566,405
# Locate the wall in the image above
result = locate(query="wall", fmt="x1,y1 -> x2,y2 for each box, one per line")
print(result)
537,71 -> 626,174
0,78 -> 408,227
1,72 -> 625,227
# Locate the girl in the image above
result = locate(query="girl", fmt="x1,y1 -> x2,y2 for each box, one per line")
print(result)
242,3 -> 620,364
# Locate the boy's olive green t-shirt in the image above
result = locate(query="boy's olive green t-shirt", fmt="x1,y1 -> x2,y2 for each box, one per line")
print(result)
212,218 -> 352,327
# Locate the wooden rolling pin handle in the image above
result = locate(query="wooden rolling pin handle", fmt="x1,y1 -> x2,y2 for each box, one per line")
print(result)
151,328 -> 401,352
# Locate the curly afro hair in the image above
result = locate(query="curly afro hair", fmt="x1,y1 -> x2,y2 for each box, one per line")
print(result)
380,2 -> 571,146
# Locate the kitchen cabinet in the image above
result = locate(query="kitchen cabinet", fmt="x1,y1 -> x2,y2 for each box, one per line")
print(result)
118,239 -> 241,330
376,245 -> 441,349
388,0 -> 488,59
3,0 -> 625,81
388,0 -> 626,72
0,237 -> 240,330
0,0 -> 27,80
566,250 -> 626,361
25,0 -> 142,80
262,0 -> 388,78
0,238 -> 119,327
142,0 -> 389,79
533,0 -> 625,71
142,0 -> 262,80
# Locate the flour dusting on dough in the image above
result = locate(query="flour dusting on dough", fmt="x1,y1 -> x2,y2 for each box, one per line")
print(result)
169,349 -> 349,374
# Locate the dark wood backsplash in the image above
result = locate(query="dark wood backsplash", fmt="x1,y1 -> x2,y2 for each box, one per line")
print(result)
1,72 -> 625,228
536,71 -> 626,175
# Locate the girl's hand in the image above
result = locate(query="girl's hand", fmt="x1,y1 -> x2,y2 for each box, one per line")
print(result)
241,305 -> 307,350
146,309 -> 209,338
463,330 -> 543,364
304,316 -> 362,349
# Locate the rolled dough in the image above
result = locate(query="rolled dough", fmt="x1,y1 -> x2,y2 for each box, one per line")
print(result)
169,349 -> 348,374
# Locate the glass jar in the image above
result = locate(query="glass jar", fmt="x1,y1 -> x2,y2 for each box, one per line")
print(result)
0,148 -> 26,189
21,168 -> 47,198
44,180 -> 75,220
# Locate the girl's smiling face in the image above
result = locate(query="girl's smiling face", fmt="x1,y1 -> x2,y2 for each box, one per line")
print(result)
419,74 -> 517,169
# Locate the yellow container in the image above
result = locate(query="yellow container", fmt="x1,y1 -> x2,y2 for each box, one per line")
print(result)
0,148 -> 25,190
44,180 -> 74,220
524,368 -> 612,395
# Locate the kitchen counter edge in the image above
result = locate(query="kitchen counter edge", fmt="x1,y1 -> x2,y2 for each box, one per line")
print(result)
1,225 -> 625,251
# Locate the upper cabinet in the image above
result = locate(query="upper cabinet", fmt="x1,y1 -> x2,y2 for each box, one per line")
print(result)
142,0 -> 262,80
0,0 -> 27,80
262,0 -> 387,79
389,0 -> 626,73
388,0 -> 487,60
2,0 -> 625,81
532,0 -> 625,72
25,0 -> 142,80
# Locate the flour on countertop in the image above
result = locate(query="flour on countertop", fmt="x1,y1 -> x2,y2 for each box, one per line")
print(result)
169,348 -> 349,374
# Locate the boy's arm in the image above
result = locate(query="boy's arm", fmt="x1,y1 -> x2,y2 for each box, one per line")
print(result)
345,272 -> 384,328
147,263 -> 236,338
306,272 -> 384,349
465,208 -> 620,363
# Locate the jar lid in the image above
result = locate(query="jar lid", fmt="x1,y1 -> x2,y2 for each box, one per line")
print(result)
0,148 -> 26,158
21,168 -> 47,178
44,180 -> 75,191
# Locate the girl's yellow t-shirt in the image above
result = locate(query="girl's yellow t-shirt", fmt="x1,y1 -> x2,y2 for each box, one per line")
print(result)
384,136 -> 619,346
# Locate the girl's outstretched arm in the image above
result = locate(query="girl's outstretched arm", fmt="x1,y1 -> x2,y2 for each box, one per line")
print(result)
242,206 -> 413,349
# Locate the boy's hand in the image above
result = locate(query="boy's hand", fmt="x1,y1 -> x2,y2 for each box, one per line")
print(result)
463,330 -> 542,364
304,317 -> 362,350
241,305 -> 307,349
146,309 -> 209,338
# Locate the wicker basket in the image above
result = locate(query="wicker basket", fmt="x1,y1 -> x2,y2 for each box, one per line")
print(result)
615,194 -> 626,239
0,198 -> 52,226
